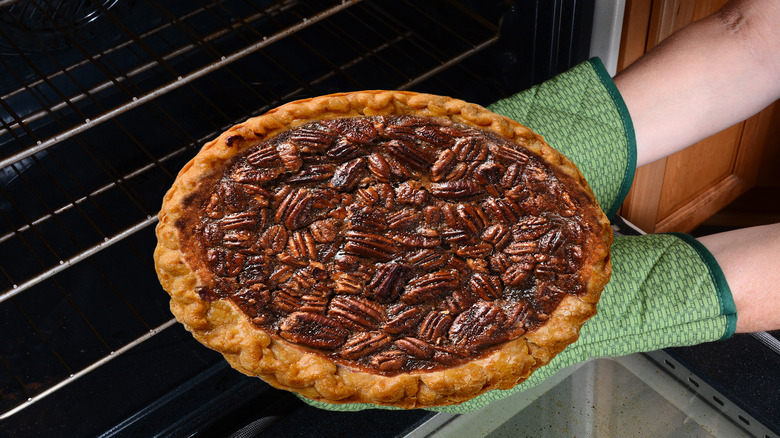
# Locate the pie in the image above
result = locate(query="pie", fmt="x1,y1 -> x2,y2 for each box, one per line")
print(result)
153,90 -> 612,408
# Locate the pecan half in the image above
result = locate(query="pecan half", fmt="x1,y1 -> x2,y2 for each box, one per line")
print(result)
286,165 -> 335,184
386,139 -> 434,171
309,219 -> 337,243
404,249 -> 450,271
394,337 -> 435,360
455,203 -> 487,234
482,198 -> 522,223
387,208 -> 422,230
277,142 -> 303,172
368,263 -> 411,303
535,257 -> 569,276
504,241 -> 538,255
418,311 -> 454,345
329,296 -> 386,331
423,205 -> 443,225
231,284 -> 271,316
474,161 -> 505,185
504,303 -> 529,338
340,332 -> 392,360
238,255 -> 267,285
366,153 -> 392,182
331,157 -> 366,191
289,126 -> 337,153
383,307 -> 425,335
390,231 -> 441,249
513,216 -> 552,241
222,210 -> 265,232
289,265 -> 327,290
441,228 -> 470,245
501,262 -> 535,287
500,162 -> 523,188
394,181 -> 428,205
370,349 -> 407,373
489,143 -> 530,164
343,230 -> 398,261
430,148 -> 456,181
452,137 -> 487,161
272,289 -> 302,314
430,180 -> 485,200
469,273 -> 503,301
278,312 -> 348,350
268,264 -> 294,285
327,137 -> 364,161
538,229 -> 566,254
259,225 -> 288,254
207,249 -> 245,277
275,188 -> 313,230
482,224 -> 511,249
286,230 -> 317,260
489,253 -> 512,274
298,293 -> 329,314
454,242 -> 493,258
444,288 -> 476,315
522,165 -> 549,191
402,270 -> 459,304
222,230 -> 254,251
232,166 -> 283,185
415,125 -> 455,147
381,124 -> 419,143
321,117 -> 377,144
246,144 -> 282,167
330,273 -> 364,296
348,205 -> 388,232
449,302 -> 507,351
432,345 -> 470,366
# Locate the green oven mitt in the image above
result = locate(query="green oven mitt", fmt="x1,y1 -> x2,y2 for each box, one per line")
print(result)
488,57 -> 635,218
300,58 -> 737,413
427,231 -> 737,413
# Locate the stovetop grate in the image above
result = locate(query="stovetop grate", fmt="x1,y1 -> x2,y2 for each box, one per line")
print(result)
0,0 -> 505,425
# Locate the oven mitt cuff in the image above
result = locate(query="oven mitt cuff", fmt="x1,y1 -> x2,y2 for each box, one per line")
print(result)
300,233 -> 736,413
487,57 -> 636,219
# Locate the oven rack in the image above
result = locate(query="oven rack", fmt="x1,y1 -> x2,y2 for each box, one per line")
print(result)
0,0 -> 500,423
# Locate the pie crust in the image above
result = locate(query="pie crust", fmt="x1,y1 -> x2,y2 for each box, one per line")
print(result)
154,90 -> 612,408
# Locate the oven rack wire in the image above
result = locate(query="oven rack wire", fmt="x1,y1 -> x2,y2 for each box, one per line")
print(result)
0,0 -> 499,421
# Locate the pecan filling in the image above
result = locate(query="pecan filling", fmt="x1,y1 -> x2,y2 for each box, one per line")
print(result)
178,115 -> 596,375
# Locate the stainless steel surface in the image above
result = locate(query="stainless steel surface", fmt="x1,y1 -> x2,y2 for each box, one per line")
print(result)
588,0 -> 625,76
646,350 -> 778,438
409,354 -> 759,438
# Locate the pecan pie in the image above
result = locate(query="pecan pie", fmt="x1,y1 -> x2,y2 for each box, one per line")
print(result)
154,91 -> 612,408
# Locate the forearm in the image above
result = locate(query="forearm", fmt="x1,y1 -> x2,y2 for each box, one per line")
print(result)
698,222 -> 780,333
614,0 -> 780,167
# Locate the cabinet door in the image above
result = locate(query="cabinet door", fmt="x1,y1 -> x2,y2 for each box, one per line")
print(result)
616,0 -> 780,233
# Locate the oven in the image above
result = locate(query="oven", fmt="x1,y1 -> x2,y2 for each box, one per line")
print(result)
1,1 -> 778,437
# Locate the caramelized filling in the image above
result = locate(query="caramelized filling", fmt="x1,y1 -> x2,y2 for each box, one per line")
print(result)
178,115 -> 595,374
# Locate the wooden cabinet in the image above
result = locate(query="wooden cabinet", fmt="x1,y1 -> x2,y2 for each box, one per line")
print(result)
616,0 -> 780,233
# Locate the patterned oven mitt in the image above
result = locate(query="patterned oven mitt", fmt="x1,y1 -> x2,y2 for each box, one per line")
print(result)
302,58 -> 737,413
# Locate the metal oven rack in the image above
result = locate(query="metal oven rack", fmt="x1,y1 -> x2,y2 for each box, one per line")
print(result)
0,0 -> 505,429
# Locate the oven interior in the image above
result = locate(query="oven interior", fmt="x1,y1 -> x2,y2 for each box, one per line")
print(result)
0,0 -> 595,436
